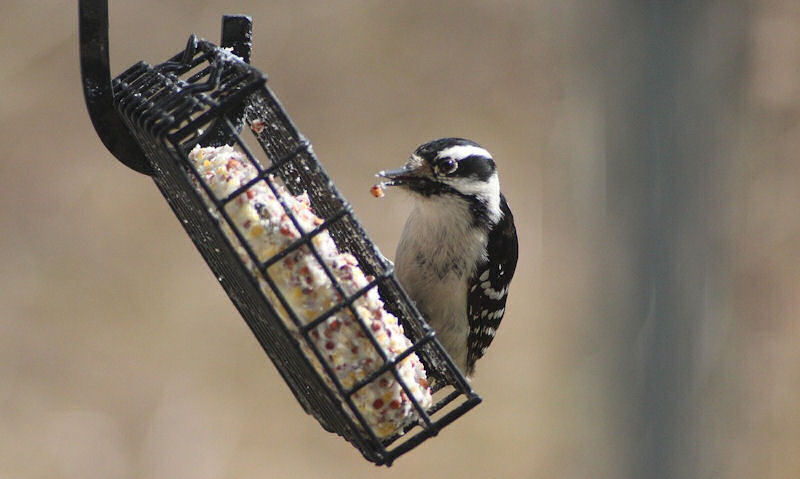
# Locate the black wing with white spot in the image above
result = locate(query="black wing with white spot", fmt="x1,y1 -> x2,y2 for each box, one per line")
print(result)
466,193 -> 518,375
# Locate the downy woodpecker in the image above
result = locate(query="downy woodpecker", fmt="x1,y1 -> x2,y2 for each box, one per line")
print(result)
377,138 -> 518,376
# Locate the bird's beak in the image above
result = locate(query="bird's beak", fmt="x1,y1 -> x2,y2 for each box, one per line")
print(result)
375,164 -> 426,188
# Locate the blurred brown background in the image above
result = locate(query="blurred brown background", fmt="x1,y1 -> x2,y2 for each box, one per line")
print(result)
2,1 -> 799,478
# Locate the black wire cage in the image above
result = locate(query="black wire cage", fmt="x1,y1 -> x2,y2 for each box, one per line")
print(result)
79,2 -> 480,466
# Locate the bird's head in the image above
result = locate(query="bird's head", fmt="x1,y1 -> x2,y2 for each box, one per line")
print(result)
377,138 -> 500,208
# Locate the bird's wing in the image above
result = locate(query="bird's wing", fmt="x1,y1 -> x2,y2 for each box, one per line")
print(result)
465,193 -> 518,374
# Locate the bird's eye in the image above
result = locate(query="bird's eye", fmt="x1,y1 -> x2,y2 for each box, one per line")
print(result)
438,158 -> 458,175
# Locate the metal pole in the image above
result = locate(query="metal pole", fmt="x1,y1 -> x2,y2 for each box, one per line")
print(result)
602,1 -> 745,478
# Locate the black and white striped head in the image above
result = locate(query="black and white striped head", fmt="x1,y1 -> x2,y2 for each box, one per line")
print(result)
377,138 -> 502,224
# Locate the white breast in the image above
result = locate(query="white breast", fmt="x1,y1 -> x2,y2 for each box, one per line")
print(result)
394,195 -> 488,371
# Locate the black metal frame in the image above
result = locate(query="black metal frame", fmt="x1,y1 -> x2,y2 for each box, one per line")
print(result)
79,1 -> 480,466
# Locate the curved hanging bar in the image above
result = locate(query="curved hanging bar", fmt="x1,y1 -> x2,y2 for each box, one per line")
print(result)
79,0 -> 153,174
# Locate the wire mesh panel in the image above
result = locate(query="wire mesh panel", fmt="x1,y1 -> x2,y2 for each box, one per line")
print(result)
110,36 -> 480,465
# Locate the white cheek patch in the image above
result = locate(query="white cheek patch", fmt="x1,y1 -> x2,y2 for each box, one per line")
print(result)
449,174 -> 498,197
446,174 -> 502,223
436,145 -> 493,162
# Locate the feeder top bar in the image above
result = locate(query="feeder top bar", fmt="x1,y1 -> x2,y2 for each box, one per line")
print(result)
78,0 -> 252,175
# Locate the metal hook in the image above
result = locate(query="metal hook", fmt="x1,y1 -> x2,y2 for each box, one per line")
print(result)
79,0 -> 153,174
